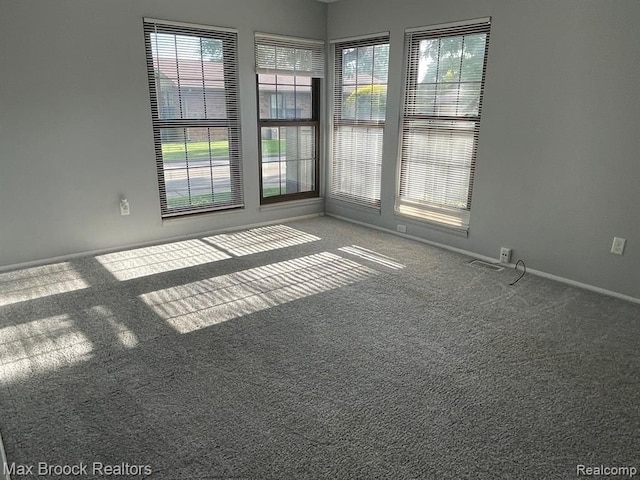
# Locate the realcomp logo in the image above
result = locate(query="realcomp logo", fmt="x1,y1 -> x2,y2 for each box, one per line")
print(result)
577,464 -> 638,478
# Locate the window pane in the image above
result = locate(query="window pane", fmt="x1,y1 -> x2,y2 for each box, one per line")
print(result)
373,44 -> 389,83
161,127 -> 234,209
261,126 -> 316,197
419,39 -> 439,84
150,33 -> 227,120
461,34 -> 486,82
295,76 -> 312,86
258,74 -> 313,120
344,83 -> 386,121
356,46 -> 374,79
415,34 -> 486,118
295,85 -> 313,119
340,43 -> 387,121
436,36 -> 463,83
333,126 -> 383,204
457,83 -> 481,116
434,83 -> 460,116
204,86 -> 227,119
341,48 -> 356,81
400,120 -> 475,209
258,83 -> 276,120
415,83 -> 437,116
275,74 -> 295,86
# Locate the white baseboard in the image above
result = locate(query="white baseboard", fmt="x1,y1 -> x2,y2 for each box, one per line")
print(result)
0,213 -> 323,274
327,213 -> 640,305
515,266 -> 640,305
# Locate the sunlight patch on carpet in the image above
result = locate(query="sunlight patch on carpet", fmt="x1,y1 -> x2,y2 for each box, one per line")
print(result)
0,314 -> 93,384
203,225 -> 320,257
0,262 -> 89,307
139,252 -> 375,334
96,239 -> 231,281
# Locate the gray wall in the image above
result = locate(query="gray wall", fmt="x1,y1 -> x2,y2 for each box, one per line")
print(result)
1,0 -> 638,300
326,0 -> 640,299
0,0 -> 326,266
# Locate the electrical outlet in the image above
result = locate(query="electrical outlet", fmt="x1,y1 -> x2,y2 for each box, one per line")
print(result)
397,224 -> 407,233
120,198 -> 130,216
500,247 -> 512,263
611,237 -> 626,255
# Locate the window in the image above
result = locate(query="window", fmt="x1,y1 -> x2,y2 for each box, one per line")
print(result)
144,19 -> 243,218
255,33 -> 324,204
331,35 -> 390,209
397,18 -> 491,231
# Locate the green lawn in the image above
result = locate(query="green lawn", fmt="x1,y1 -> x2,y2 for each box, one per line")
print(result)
262,187 -> 282,197
167,187 -> 285,208
262,139 -> 286,156
167,192 -> 232,208
162,141 -> 228,161
162,139 -> 285,162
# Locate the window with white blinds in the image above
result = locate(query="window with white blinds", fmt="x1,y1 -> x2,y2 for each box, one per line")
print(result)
144,19 -> 243,218
255,33 -> 324,204
397,18 -> 490,231
331,35 -> 390,208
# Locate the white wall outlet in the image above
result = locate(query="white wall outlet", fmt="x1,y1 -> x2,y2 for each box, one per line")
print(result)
500,247 -> 512,263
120,198 -> 130,216
611,237 -> 626,255
397,224 -> 407,233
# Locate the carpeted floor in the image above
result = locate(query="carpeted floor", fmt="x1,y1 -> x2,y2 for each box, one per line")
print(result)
1,217 -> 639,479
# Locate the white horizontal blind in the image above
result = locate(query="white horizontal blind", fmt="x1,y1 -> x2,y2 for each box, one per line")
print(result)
331,35 -> 390,208
144,19 -> 243,217
398,19 -> 490,229
255,33 -> 325,78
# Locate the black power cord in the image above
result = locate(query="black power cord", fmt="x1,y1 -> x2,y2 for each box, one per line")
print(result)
509,259 -> 526,286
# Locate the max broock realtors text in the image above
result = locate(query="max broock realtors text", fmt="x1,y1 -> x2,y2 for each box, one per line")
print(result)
4,461 -> 152,477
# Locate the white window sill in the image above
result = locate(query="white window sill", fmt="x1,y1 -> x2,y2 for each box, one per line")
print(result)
394,206 -> 469,238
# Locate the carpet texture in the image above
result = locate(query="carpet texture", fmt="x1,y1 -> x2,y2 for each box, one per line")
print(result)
0,217 -> 639,479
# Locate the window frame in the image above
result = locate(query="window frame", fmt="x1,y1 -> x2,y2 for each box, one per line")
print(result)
256,75 -> 321,204
143,18 -> 244,218
254,33 -> 325,205
396,18 -> 491,232
330,34 -> 390,210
